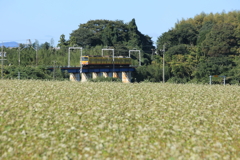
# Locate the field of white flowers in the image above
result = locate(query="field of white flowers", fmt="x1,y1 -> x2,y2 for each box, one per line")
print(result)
0,80 -> 239,159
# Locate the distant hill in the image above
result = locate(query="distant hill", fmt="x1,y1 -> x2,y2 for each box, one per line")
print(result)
1,42 -> 19,48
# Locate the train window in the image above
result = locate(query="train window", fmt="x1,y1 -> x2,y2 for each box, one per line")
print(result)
82,57 -> 88,61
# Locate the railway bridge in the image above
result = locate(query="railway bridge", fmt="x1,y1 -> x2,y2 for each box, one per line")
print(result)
48,47 -> 140,83
48,66 -> 135,83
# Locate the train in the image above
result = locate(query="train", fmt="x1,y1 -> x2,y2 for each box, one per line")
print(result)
81,56 -> 131,66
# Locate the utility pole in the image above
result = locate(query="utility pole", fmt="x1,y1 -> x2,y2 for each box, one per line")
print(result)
53,60 -> 57,79
28,39 -> 38,66
1,42 -> 7,79
18,39 -> 29,79
18,46 -> 20,79
1,42 -> 3,79
151,49 -> 155,60
162,44 -> 165,83
36,44 -> 38,66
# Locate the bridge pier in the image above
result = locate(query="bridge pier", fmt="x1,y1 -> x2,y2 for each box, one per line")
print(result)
122,71 -> 131,83
113,72 -> 118,78
103,72 -> 108,78
92,72 -> 98,79
69,73 -> 80,81
81,73 -> 88,82
58,66 -> 135,83
69,73 -> 77,81
69,71 -> 131,83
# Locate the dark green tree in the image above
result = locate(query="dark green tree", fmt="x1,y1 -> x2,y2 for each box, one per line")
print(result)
197,21 -> 214,45
157,29 -> 178,50
166,44 -> 189,57
57,34 -> 68,47
202,23 -> 237,56
127,18 -> 141,48
175,23 -> 198,45
101,24 -> 113,46
41,42 -> 50,50
70,28 -> 98,47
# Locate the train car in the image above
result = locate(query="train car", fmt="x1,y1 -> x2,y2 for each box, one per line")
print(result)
81,56 -> 131,66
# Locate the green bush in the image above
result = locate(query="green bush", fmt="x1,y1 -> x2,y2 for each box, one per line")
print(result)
89,77 -> 121,82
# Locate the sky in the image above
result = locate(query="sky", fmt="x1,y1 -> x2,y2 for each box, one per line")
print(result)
1,0 -> 240,46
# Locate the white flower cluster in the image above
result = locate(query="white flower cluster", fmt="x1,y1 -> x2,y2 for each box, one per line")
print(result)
0,80 -> 239,159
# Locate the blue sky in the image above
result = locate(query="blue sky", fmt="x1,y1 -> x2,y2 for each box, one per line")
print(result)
1,0 -> 239,46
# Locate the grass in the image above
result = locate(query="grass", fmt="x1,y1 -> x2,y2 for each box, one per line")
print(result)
0,80 -> 240,159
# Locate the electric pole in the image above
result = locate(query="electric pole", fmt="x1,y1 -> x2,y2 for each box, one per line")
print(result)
162,44 -> 165,83
53,60 -> 57,79
1,42 -> 7,79
1,42 -> 3,79
36,44 -> 38,66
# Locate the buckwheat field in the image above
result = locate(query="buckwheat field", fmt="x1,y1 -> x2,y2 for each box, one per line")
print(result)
0,80 -> 240,159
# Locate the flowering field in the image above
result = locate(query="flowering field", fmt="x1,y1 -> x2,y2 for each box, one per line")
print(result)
0,80 -> 240,159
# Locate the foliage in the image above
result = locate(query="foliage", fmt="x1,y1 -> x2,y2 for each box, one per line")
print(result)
196,21 -> 214,45
133,64 -> 170,82
166,44 -> 189,56
155,10 -> 240,84
57,34 -> 69,47
88,77 -> 121,82
175,23 -> 198,45
202,23 -> 237,56
2,12 -> 240,83
68,19 -> 154,54
2,66 -> 67,80
157,30 -> 178,48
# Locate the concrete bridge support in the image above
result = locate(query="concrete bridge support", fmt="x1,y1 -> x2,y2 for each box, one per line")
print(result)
122,71 -> 131,83
69,73 -> 77,81
69,73 -> 80,82
113,72 -> 118,78
103,72 -> 108,78
92,72 -> 98,79
69,71 -> 131,83
81,73 -> 88,82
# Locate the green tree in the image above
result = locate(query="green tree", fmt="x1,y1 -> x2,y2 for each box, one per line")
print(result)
69,36 -> 77,46
102,24 -> 113,46
157,30 -> 178,50
69,19 -> 153,53
166,44 -> 189,56
57,34 -> 68,47
41,42 -> 50,50
202,23 -> 237,57
127,18 -> 141,48
175,23 -> 198,45
197,21 -> 214,45
70,28 -> 97,47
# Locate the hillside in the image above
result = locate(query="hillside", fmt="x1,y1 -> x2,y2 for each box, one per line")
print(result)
1,41 -> 18,48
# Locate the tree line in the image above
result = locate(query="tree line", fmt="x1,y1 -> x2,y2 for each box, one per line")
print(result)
2,12 -> 240,84
153,11 -> 240,84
